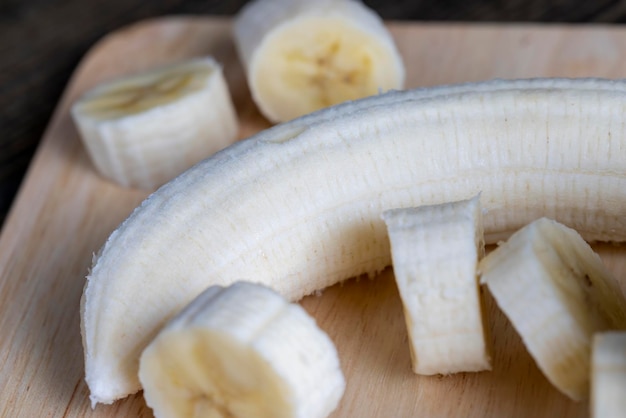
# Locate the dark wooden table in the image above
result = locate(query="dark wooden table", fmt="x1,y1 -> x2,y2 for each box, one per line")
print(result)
2,0 -> 626,229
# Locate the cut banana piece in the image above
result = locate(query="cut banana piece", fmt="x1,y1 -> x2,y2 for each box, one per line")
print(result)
479,218 -> 626,400
382,195 -> 491,375
82,78 -> 626,405
71,57 -> 238,189
233,0 -> 404,122
591,331 -> 626,418
138,281 -> 345,418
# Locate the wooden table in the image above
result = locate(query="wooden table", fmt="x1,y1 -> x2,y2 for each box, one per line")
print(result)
3,0 -> 626,226
1,15 -> 626,417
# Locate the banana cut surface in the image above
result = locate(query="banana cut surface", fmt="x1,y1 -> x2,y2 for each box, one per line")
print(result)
234,0 -> 404,122
81,78 -> 626,405
72,57 -> 238,189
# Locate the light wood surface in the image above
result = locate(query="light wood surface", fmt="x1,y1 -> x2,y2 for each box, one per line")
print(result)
1,17 -> 626,417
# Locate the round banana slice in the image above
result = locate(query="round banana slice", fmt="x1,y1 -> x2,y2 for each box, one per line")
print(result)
591,332 -> 626,418
480,218 -> 626,401
139,281 -> 345,418
234,0 -> 405,123
71,57 -> 238,189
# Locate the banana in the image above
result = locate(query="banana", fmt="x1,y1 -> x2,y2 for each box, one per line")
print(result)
479,218 -> 626,400
233,0 -> 404,123
138,281 -> 345,418
71,57 -> 238,189
591,331 -> 626,417
382,195 -> 491,375
81,78 -> 626,405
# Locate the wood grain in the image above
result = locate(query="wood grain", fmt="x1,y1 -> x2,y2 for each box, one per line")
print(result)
1,17 -> 626,417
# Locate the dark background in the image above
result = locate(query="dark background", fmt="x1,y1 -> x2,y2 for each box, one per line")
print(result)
3,0 -> 626,227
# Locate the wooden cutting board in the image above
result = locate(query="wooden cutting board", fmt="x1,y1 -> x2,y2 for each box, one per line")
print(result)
2,17 -> 626,417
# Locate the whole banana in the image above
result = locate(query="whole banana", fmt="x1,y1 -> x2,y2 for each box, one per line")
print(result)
233,0 -> 404,122
82,78 -> 626,405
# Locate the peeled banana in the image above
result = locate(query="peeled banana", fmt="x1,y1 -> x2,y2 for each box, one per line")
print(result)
139,281 -> 345,418
382,195 -> 491,375
71,57 -> 238,189
591,331 -> 626,417
233,0 -> 404,122
479,218 -> 626,400
81,78 -> 626,405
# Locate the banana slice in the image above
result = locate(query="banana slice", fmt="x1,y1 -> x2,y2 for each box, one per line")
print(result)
233,0 -> 404,122
382,195 -> 491,375
479,218 -> 626,400
138,281 -> 345,418
71,57 -> 238,189
591,331 -> 626,417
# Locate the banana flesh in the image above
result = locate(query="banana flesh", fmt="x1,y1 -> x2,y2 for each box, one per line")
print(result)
382,195 -> 491,375
479,218 -> 626,400
233,0 -> 404,122
81,78 -> 626,404
138,282 -> 345,418
71,57 -> 238,189
591,331 -> 626,417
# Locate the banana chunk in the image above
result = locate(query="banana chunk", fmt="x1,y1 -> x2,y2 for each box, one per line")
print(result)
71,57 -> 238,189
591,331 -> 626,418
139,281 -> 345,418
234,0 -> 404,122
479,218 -> 626,400
382,195 -> 491,375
